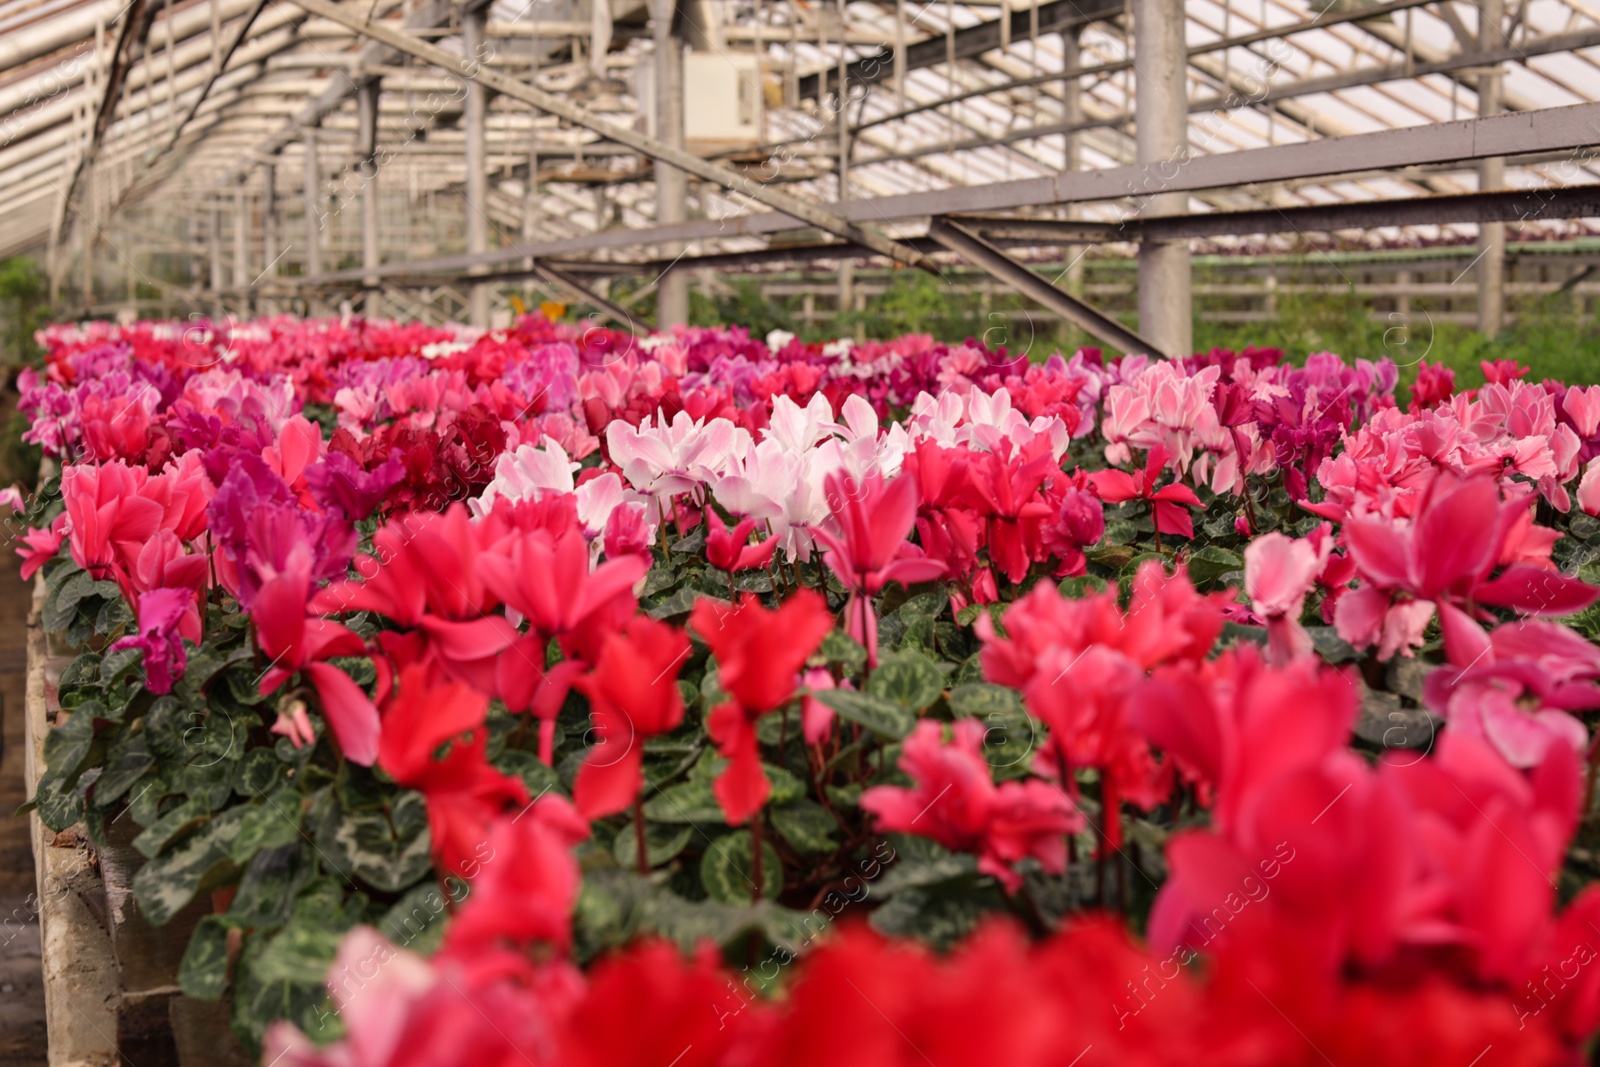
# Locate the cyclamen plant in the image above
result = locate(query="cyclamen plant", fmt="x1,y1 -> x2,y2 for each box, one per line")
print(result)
18,312 -> 1600,1067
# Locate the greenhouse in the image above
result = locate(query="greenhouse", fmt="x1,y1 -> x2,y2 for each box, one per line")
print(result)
1,0 -> 1599,1064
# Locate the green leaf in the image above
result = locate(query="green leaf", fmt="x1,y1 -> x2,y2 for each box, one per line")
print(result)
176,646 -> 252,704
493,748 -> 565,799
234,748 -> 287,799
180,756 -> 242,813
574,869 -> 805,958
231,793 -> 304,865
32,770 -> 83,831
770,800 -> 837,855
645,585 -> 703,620
818,630 -> 867,671
698,661 -> 728,711
643,778 -> 725,825
380,882 -> 457,956
1221,621 -> 1268,647
612,821 -> 694,868
334,762 -> 390,814
93,733 -> 154,807
142,696 -> 192,760
765,762 -> 806,806
99,645 -> 145,686
132,806 -> 247,927
180,915 -> 242,999
1184,545 -> 1245,589
1306,625 -> 1361,664
316,790 -> 432,893
875,838 -> 979,895
230,842 -> 313,927
700,830 -> 781,904
638,566 -> 680,598
229,929 -> 338,1053
815,689 -> 915,740
1086,542 -> 1138,572
670,526 -> 707,555
649,891 -> 803,958
947,682 -> 1023,719
43,569 -> 95,634
868,886 -> 993,949
94,595 -> 133,636
58,652 -> 102,689
133,797 -> 210,859
250,920 -> 344,987
1057,575 -> 1107,598
867,650 -> 945,712
732,569 -> 773,593
954,603 -> 1007,635
1102,518 -> 1140,546
43,706 -> 98,779
947,683 -> 1038,776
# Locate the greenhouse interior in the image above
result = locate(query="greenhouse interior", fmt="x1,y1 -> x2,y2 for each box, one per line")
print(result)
2,0 -> 1600,1063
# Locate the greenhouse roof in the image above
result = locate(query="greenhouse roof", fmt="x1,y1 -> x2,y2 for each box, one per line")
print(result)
1,0 -> 1598,268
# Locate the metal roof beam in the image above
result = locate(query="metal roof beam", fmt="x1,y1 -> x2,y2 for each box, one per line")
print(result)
796,0 -> 1124,101
281,0 -> 933,269
925,215 -> 1165,356
285,99 -> 1600,285
960,183 -> 1600,241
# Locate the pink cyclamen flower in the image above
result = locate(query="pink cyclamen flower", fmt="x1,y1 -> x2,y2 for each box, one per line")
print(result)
270,700 -> 317,749
16,514 -> 67,581
817,471 -> 945,666
110,587 -> 192,695
1565,385 -> 1600,439
1578,459 -> 1600,517
799,667 -> 841,745
1337,472 -> 1597,663
1425,618 -> 1600,769
862,719 -> 1083,893
1243,532 -> 1321,664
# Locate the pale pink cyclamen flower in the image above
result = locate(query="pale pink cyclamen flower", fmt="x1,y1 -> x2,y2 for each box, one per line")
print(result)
1243,532 -> 1322,664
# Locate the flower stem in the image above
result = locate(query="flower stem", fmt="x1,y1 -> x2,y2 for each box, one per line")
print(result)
750,815 -> 765,902
634,800 -> 649,875
1584,734 -> 1600,819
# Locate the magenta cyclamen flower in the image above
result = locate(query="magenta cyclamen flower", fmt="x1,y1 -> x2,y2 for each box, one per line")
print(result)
111,588 -> 193,694
306,451 -> 405,522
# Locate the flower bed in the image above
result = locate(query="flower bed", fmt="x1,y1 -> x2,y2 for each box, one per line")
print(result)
17,314 -> 1600,1066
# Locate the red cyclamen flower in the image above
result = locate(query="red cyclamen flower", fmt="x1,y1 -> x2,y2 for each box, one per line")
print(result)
1087,445 -> 1203,539
690,589 -> 833,825
704,510 -> 778,572
572,617 -> 691,819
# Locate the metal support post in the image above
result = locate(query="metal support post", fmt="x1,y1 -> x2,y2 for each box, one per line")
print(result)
1478,0 -> 1506,336
463,3 -> 491,327
357,77 -> 381,311
654,0 -> 688,328
1133,0 -> 1192,357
